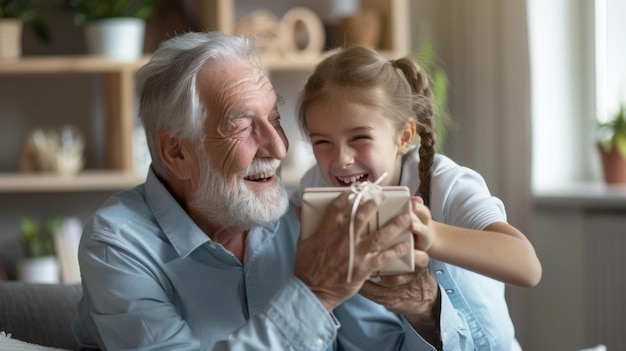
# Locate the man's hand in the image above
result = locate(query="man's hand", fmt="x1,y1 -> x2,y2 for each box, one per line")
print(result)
357,197 -> 443,350
360,267 -> 442,350
294,191 -> 412,311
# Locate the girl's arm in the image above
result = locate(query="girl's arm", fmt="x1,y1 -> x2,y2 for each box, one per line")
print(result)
411,197 -> 542,287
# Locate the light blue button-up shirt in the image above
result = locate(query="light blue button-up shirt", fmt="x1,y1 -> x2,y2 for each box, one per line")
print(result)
73,169 -> 471,350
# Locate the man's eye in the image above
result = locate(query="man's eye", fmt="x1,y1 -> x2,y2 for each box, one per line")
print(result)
352,135 -> 371,141
225,119 -> 252,135
270,116 -> 282,127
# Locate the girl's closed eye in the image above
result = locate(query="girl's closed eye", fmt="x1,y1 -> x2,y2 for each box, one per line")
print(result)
352,134 -> 372,141
311,138 -> 330,146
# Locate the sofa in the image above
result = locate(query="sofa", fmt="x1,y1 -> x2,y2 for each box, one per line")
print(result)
0,282 -> 82,350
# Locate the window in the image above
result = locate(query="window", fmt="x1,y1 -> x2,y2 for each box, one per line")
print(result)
530,0 -> 626,190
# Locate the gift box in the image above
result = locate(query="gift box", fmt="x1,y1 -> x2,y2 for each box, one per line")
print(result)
301,185 -> 414,276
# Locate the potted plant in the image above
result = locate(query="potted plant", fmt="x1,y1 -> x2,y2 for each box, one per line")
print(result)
65,0 -> 155,60
597,102 -> 626,184
17,216 -> 65,283
0,0 -> 48,59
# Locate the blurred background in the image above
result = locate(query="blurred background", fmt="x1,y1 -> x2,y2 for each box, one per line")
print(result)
0,1 -> 624,350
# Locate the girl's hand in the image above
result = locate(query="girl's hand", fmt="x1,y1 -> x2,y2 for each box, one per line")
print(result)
410,196 -> 435,251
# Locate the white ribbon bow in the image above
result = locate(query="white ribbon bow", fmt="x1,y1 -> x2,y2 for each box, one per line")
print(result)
345,172 -> 388,283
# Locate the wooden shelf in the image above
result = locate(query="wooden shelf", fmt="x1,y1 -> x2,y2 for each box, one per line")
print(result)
0,55 -> 145,184
0,171 -> 143,193
0,55 -> 149,74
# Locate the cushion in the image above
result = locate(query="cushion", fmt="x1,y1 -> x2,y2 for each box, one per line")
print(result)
0,282 -> 82,350
0,331 -> 69,350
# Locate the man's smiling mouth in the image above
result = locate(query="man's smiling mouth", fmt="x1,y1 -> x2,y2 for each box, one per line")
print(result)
244,170 -> 275,182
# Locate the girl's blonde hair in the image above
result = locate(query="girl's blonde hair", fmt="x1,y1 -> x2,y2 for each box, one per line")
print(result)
298,46 -> 436,206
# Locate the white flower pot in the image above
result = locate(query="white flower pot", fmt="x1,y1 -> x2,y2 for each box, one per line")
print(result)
84,18 -> 146,61
17,256 -> 60,284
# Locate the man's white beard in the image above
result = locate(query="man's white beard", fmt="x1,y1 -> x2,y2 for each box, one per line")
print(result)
191,152 -> 288,230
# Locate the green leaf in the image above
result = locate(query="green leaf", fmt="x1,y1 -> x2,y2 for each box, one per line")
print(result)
615,134 -> 626,158
597,102 -> 626,159
19,216 -> 64,257
65,0 -> 155,24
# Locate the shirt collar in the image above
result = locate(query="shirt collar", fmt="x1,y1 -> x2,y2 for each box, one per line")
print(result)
400,146 -> 421,195
144,168 -> 210,259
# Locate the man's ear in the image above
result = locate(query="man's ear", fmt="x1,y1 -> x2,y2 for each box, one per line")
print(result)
398,120 -> 417,154
157,130 -> 193,181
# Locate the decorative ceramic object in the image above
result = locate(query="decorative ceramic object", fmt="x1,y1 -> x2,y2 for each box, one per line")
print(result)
235,10 -> 281,54
278,7 -> 325,56
28,126 -> 85,175
337,10 -> 381,48
234,7 -> 325,58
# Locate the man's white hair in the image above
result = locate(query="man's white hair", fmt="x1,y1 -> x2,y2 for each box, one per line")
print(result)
136,32 -> 262,179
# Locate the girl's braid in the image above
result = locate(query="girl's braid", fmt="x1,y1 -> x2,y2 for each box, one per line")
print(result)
391,58 -> 436,206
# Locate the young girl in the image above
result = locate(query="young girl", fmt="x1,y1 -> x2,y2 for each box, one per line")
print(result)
291,45 -> 542,289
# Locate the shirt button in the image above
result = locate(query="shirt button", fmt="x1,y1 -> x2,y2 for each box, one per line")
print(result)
314,337 -> 325,349
208,243 -> 216,249
445,289 -> 454,294
435,269 -> 444,275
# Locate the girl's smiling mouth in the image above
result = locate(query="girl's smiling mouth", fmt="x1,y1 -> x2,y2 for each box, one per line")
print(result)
336,173 -> 368,185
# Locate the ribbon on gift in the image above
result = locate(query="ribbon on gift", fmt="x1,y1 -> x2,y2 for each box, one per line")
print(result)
345,172 -> 388,283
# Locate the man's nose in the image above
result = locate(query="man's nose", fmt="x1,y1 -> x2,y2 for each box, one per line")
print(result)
257,121 -> 287,159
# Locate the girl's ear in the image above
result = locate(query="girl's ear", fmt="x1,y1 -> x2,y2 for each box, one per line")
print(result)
398,120 -> 417,154
157,130 -> 193,181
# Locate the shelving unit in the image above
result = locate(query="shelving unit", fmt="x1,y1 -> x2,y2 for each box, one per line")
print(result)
198,0 -> 410,60
0,55 -> 147,192
0,0 -> 409,193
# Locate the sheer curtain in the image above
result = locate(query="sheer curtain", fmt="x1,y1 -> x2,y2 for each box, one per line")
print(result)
411,0 -> 533,345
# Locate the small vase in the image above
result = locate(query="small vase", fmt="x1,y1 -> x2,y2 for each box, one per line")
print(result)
337,11 -> 382,48
17,256 -> 60,284
598,144 -> 626,184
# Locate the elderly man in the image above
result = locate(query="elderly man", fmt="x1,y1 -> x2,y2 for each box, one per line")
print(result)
72,31 -> 516,350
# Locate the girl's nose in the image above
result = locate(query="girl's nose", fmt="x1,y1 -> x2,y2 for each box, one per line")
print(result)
334,145 -> 354,168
